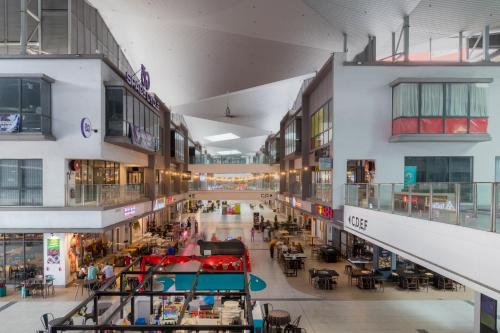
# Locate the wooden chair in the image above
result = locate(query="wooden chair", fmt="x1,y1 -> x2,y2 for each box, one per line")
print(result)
344,264 -> 352,275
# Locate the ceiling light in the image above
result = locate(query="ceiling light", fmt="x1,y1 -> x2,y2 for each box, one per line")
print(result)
204,133 -> 239,142
216,150 -> 241,155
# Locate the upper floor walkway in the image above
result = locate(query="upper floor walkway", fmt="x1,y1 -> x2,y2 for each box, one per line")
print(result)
188,163 -> 279,174
344,182 -> 500,300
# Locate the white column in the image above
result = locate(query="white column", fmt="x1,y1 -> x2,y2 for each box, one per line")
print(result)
473,291 -> 481,333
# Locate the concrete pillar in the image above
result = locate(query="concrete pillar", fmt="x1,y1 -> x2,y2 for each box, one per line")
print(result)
20,0 -> 28,55
484,25 -> 491,62
403,16 -> 410,62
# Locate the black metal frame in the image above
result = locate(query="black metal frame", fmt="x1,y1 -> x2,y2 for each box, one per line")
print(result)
49,255 -> 254,332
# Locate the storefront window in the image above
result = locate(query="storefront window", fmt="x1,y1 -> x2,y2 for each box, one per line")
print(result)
0,78 -> 52,134
311,99 -> 332,150
0,159 -> 42,206
404,156 -> 472,182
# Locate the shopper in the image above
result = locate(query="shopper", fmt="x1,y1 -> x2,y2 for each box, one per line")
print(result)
269,239 -> 277,259
124,253 -> 132,266
86,262 -> 97,281
102,262 -> 115,280
251,227 -> 255,242
77,265 -> 87,279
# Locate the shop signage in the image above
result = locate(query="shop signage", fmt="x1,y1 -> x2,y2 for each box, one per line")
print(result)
292,197 -> 302,209
153,197 -> 166,210
0,114 -> 20,133
314,204 -> 333,220
131,125 -> 157,151
347,215 -> 368,231
167,196 -> 176,204
431,200 -> 455,211
80,117 -> 92,138
46,236 -> 61,264
319,157 -> 333,171
125,64 -> 160,111
123,205 -> 136,217
260,193 -> 273,199
404,166 -> 417,184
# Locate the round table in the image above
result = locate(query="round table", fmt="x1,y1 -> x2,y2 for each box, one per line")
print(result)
268,309 -> 291,331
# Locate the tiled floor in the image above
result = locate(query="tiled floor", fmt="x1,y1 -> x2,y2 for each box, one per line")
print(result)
0,202 -> 479,332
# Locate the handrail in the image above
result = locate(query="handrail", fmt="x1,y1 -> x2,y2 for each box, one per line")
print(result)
344,182 -> 500,233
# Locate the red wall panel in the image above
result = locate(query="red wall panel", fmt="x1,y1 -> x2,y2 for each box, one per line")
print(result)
445,118 -> 468,134
420,118 -> 443,134
469,118 -> 488,133
393,118 -> 418,135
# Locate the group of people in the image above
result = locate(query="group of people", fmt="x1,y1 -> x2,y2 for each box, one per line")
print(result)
77,261 -> 115,284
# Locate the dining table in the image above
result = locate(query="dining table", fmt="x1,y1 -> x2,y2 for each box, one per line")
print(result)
267,309 -> 291,332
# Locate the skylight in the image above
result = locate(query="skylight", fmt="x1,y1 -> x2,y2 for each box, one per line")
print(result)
204,133 -> 240,142
215,150 -> 241,155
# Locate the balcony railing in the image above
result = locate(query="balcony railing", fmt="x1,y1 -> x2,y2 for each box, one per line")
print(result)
189,181 -> 279,192
345,182 -> 500,233
66,184 -> 149,207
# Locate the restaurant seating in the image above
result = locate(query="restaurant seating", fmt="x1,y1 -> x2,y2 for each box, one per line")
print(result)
406,277 -> 419,291
437,277 -> 455,290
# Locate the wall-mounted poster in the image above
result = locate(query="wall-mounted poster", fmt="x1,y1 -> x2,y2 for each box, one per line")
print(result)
0,114 -> 20,133
47,236 -> 61,264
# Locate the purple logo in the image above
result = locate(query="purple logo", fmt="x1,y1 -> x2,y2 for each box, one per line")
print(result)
80,118 -> 92,138
140,64 -> 151,90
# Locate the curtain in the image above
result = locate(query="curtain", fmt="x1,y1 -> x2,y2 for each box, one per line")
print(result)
446,83 -> 468,116
421,84 -> 443,116
470,83 -> 488,117
393,84 -> 418,118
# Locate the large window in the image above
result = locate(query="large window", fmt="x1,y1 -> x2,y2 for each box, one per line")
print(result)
392,82 -> 489,135
105,87 -> 160,151
311,99 -> 332,150
0,233 -> 43,284
171,131 -> 185,162
285,119 -> 300,156
0,159 -> 42,206
0,78 -> 52,134
404,156 -> 473,183
312,170 -> 332,203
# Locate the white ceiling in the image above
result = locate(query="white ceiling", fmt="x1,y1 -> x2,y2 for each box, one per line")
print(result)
89,0 -> 500,154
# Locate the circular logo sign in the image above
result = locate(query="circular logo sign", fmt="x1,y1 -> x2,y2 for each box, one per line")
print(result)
80,118 -> 92,138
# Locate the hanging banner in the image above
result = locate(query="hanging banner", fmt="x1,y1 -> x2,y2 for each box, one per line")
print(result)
0,114 -> 20,133
47,237 -> 61,264
131,125 -> 157,151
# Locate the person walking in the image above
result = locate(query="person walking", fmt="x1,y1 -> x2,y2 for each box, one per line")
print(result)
251,227 -> 255,242
269,239 -> 277,259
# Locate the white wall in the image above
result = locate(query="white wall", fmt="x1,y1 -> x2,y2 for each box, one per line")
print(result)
344,205 -> 500,300
0,58 -> 149,208
332,54 -> 500,208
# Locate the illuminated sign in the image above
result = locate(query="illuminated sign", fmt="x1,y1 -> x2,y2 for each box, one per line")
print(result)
153,197 -> 166,210
314,204 -> 334,220
125,64 -> 160,111
123,206 -> 136,217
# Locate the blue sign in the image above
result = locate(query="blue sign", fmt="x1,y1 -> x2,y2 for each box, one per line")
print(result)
319,157 -> 333,171
80,118 -> 92,138
404,166 -> 417,184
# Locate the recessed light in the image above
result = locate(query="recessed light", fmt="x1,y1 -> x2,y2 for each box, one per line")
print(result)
216,150 -> 241,155
204,133 -> 240,142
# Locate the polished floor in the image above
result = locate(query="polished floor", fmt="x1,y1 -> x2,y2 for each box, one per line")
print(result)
0,202 -> 479,332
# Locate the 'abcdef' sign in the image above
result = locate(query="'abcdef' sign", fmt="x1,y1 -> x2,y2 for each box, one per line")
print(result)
347,215 -> 368,232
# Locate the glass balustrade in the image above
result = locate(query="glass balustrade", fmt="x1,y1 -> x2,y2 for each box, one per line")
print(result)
345,182 -> 500,233
66,184 -> 148,207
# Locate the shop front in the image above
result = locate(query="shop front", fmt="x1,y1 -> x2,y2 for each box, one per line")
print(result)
0,233 -> 44,284
311,203 -> 335,244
